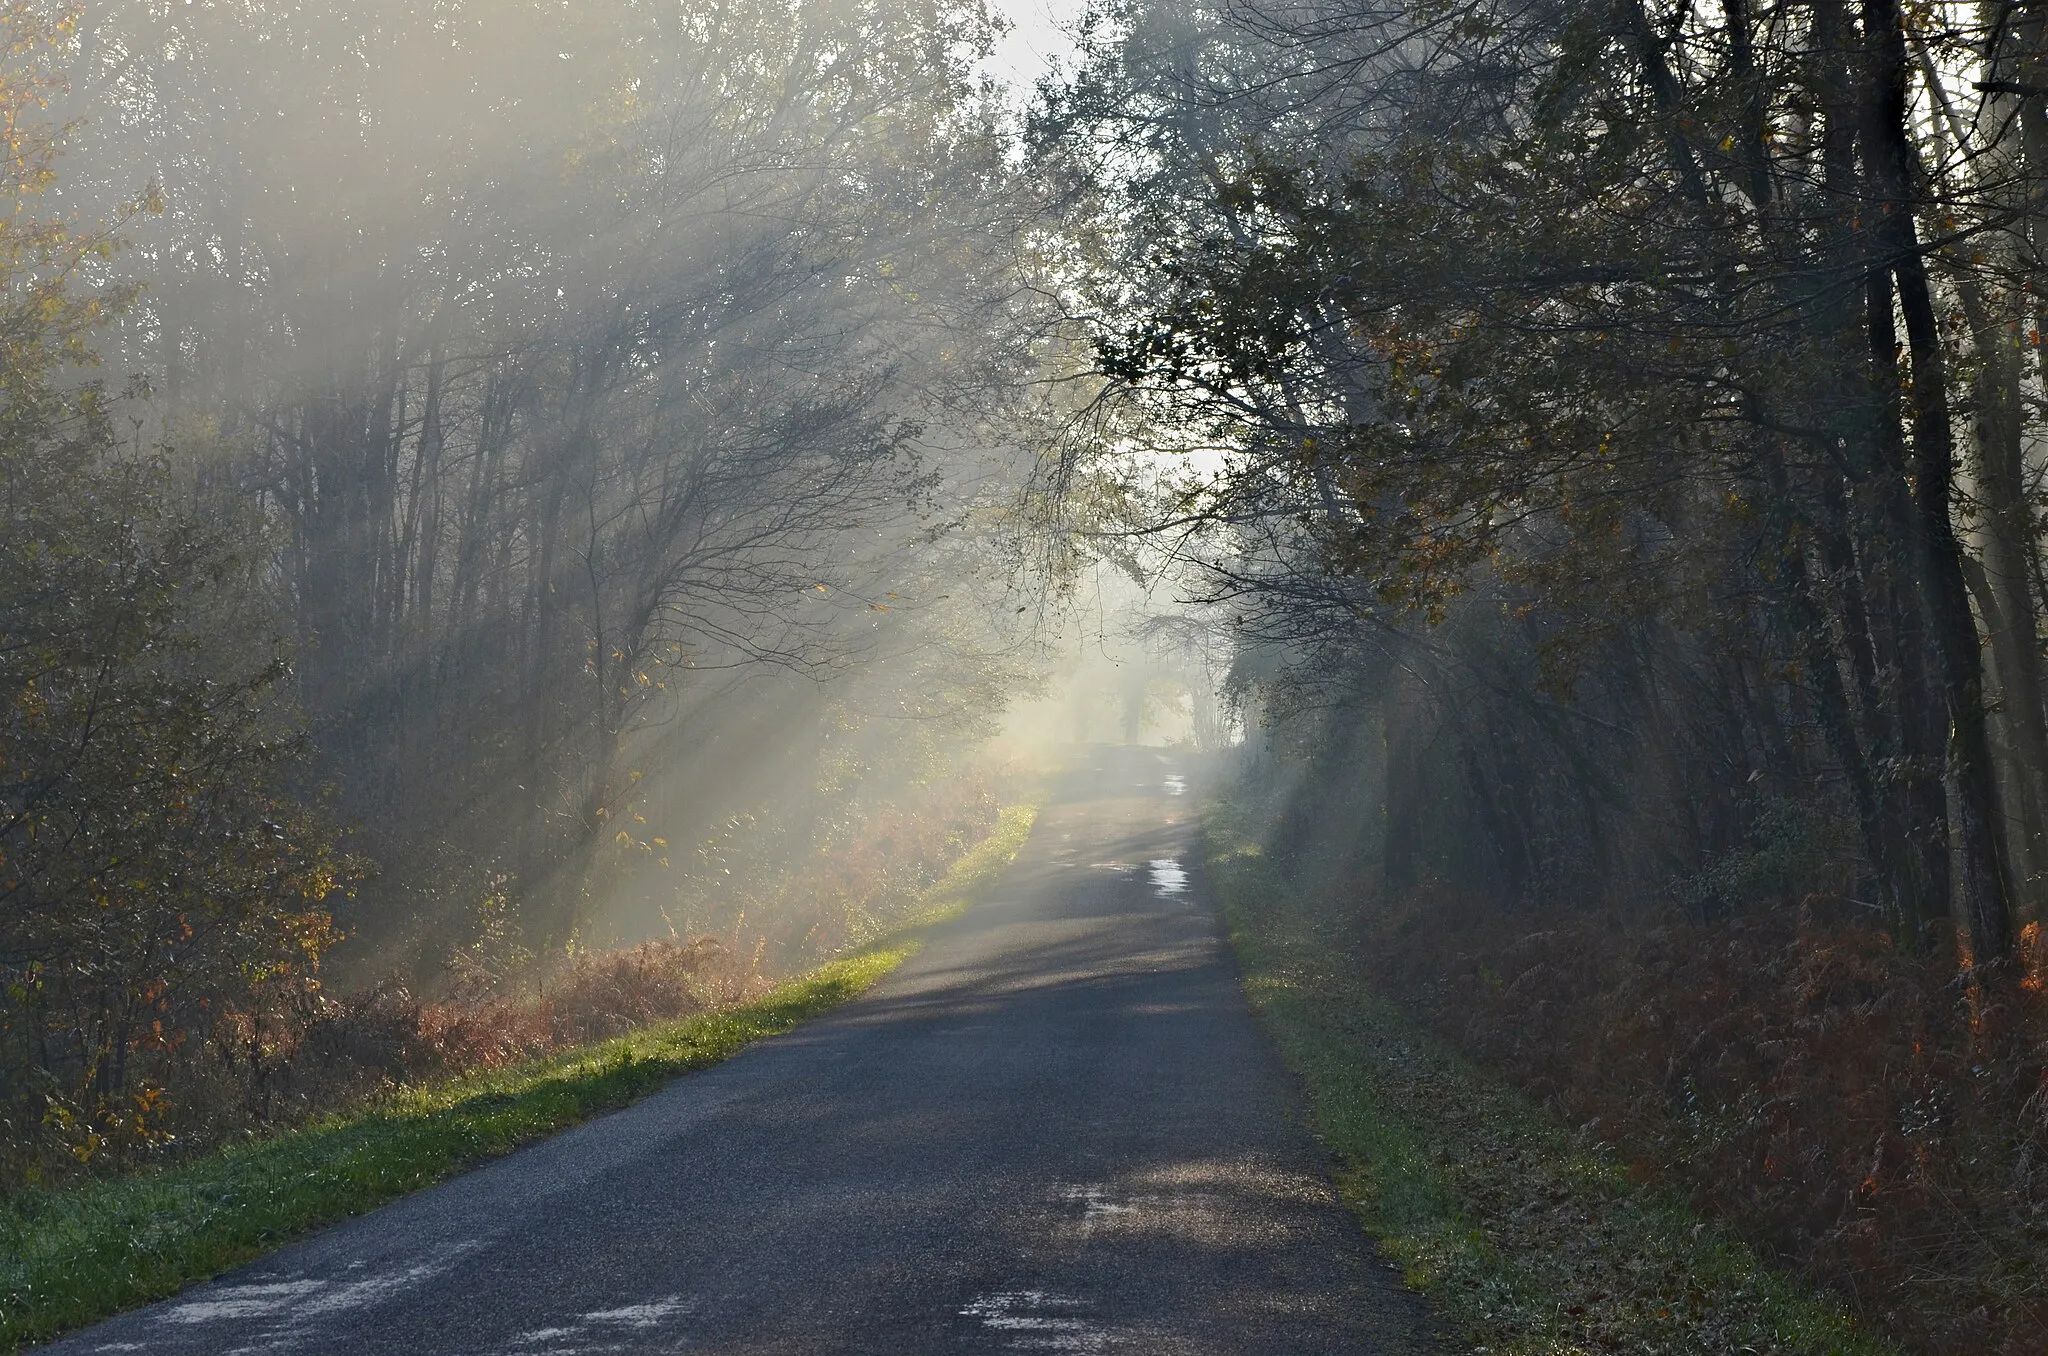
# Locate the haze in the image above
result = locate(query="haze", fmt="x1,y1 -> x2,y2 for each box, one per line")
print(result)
6,2 -> 2048,1352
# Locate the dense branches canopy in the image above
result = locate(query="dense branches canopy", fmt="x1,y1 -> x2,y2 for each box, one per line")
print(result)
1045,0 -> 2048,957
1,0 -> 1063,1175
1028,3 -> 2048,1338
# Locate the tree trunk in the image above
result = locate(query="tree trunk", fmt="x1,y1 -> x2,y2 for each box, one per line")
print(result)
1861,0 -> 2017,959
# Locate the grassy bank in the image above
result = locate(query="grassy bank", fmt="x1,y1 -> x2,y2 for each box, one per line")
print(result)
1204,803 -> 1897,1356
0,802 -> 1038,1350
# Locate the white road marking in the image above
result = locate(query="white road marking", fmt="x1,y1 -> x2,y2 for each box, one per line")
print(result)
582,1296 -> 689,1327
511,1295 -> 693,1351
512,1327 -> 577,1344
300,1262 -> 445,1316
1056,1182 -> 1136,1224
164,1243 -> 477,1333
960,1290 -> 1118,1351
167,1282 -> 322,1323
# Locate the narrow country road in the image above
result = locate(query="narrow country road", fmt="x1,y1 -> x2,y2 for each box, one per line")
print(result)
46,749 -> 1438,1355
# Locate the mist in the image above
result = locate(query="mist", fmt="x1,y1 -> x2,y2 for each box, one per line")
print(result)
12,0 -> 2046,1347
0,0 -> 1144,1174
51,0 -> 1090,963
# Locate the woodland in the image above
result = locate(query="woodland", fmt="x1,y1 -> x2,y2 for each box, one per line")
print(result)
1042,0 -> 2048,1348
7,0 -> 2048,1350
0,0 -> 1061,1183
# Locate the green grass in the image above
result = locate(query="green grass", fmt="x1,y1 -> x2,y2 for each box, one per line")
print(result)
887,799 -> 1041,930
1204,802 -> 1898,1356
0,801 -> 1039,1351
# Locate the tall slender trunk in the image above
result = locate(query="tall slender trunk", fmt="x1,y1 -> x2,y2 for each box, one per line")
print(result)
1961,297 -> 2048,926
1865,270 -> 1957,938
1763,444 -> 1903,919
1811,0 -> 1934,924
1910,37 -> 2048,921
1862,0 -> 2017,959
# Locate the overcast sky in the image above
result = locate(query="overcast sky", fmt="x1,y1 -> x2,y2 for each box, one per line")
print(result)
981,0 -> 1087,98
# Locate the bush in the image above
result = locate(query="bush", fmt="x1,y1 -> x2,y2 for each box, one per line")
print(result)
0,8 -> 353,1185
1361,898 -> 2048,1354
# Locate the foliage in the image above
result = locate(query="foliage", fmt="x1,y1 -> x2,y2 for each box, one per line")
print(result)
0,0 -> 1061,1191
1204,796 -> 1899,1356
0,7 -> 350,1184
663,768 -> 1010,971
0,797 -> 1038,1349
1677,797 -> 1856,922
1361,889 -> 2048,1354
1044,0 -> 2048,960
50,0 -> 1056,959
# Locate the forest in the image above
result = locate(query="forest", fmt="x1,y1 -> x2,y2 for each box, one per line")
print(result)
6,0 -> 2048,1351
1043,0 -> 2048,1347
0,0 -> 1064,1178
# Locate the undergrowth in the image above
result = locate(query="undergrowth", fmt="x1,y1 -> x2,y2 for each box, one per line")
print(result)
6,771 -> 1015,1189
1360,889 -> 2048,1354
1204,798 -> 1897,1356
0,802 -> 1037,1351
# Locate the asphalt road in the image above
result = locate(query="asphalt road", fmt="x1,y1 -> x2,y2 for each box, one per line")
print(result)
47,748 -> 1439,1355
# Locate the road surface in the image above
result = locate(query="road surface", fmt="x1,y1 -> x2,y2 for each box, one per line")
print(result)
46,748 -> 1439,1355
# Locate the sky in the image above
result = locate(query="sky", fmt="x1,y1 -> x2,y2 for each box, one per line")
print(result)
980,0 -> 1088,99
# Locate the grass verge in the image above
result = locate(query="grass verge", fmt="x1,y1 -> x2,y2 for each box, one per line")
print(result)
1204,802 -> 1897,1356
0,801 -> 1039,1351
880,799 -> 1041,932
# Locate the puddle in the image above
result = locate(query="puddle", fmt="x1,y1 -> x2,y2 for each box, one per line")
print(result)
1088,861 -> 1136,876
1162,774 -> 1185,796
1148,859 -> 1187,896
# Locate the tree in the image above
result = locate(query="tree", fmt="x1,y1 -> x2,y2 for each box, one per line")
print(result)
0,4 -> 347,1173
46,0 -> 1054,953
1044,0 -> 2048,964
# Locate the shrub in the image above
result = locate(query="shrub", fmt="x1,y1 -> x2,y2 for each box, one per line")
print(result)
1361,898 -> 2048,1354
